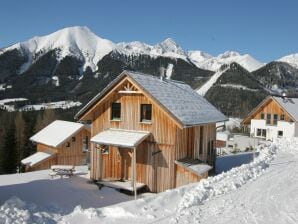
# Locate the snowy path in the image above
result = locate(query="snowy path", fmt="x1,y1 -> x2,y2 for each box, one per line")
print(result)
196,66 -> 229,96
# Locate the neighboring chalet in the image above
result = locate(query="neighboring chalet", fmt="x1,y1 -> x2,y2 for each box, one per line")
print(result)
21,120 -> 91,171
75,70 -> 227,193
242,95 -> 298,140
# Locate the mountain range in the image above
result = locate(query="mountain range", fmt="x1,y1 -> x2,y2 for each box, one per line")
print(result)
0,26 -> 298,117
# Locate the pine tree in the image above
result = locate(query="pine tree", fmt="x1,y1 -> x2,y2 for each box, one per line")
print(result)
0,121 -> 17,174
15,112 -> 25,172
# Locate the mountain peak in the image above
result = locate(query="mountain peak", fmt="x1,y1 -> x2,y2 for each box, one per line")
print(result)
277,53 -> 298,69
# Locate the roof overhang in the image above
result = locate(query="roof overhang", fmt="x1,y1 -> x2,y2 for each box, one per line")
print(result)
21,152 -> 56,167
175,158 -> 212,176
91,129 -> 151,148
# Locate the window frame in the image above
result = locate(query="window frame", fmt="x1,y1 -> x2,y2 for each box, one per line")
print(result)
140,104 -> 152,123
260,113 -> 265,119
266,114 -> 271,125
278,130 -> 283,137
111,102 -> 121,121
273,114 -> 278,125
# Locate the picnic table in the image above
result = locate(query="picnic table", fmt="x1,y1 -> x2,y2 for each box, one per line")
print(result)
49,165 -> 75,178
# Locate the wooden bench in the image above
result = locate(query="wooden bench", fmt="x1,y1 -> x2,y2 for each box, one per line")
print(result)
49,165 -> 75,179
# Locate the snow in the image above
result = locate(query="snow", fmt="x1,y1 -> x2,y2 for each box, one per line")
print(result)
30,120 -> 85,147
1,138 -> 298,223
116,38 -> 188,61
277,53 -> 298,69
0,26 -> 268,74
197,66 -> 229,96
0,98 -> 28,111
189,50 -> 264,72
3,26 -> 116,72
0,166 -> 133,223
217,117 -> 241,131
21,152 -> 54,167
219,83 -> 259,91
165,63 -> 174,79
19,100 -> 82,111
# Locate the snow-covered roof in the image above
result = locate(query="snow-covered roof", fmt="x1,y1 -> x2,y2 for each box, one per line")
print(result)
273,96 -> 298,121
91,129 -> 150,148
30,120 -> 87,147
21,152 -> 54,167
175,158 -> 212,176
75,70 -> 227,126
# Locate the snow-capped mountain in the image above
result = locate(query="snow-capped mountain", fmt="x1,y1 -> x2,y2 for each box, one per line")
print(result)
277,53 -> 298,69
0,26 -> 266,74
1,26 -> 116,72
116,38 -> 187,60
188,50 -> 264,72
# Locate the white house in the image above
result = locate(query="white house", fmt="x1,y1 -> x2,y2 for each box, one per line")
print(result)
242,96 -> 298,141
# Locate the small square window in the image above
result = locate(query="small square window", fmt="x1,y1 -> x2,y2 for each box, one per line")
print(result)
257,129 -> 262,136
280,114 -> 285,121
111,103 -> 121,120
72,137 -> 76,142
66,142 -> 70,147
140,104 -> 152,122
260,113 -> 265,119
102,146 -> 109,155
278,131 -> 283,137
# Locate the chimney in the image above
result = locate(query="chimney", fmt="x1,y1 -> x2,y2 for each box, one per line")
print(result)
159,67 -> 165,81
166,63 -> 174,80
282,92 -> 288,102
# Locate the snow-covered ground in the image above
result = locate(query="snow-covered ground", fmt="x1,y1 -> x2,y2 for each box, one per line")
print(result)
0,166 -> 133,223
19,100 -> 82,111
0,99 -> 82,112
1,138 -> 298,223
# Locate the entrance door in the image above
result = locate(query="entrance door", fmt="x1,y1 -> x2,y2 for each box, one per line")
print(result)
119,148 -> 132,180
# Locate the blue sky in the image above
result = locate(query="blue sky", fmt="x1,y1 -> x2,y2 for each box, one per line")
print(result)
0,0 -> 297,62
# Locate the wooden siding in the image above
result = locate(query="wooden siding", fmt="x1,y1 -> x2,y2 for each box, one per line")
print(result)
243,98 -> 293,125
175,164 -> 208,188
31,128 -> 91,170
87,79 -> 215,192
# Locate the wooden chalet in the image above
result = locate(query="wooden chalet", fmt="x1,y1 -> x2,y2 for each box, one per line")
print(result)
242,95 -> 298,140
75,70 -> 227,195
21,120 -> 91,171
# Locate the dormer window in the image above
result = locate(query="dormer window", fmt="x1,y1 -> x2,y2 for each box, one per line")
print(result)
140,104 -> 152,122
111,103 -> 121,120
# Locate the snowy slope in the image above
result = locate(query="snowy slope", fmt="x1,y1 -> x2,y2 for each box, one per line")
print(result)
197,66 -> 229,96
2,26 -> 116,72
277,53 -> 298,69
188,50 -> 264,72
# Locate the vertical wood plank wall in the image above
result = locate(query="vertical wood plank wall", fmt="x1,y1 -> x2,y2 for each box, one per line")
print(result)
245,98 -> 292,124
31,128 -> 91,170
88,79 -> 216,192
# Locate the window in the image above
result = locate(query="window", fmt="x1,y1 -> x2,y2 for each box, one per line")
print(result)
266,114 -> 271,125
140,104 -> 152,122
72,137 -> 76,142
280,114 -> 285,121
260,113 -> 265,119
199,126 -> 204,155
111,103 -> 121,120
66,142 -> 70,147
256,129 -> 266,138
83,136 -> 89,151
273,114 -> 278,125
102,146 -> 109,155
278,131 -> 283,137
